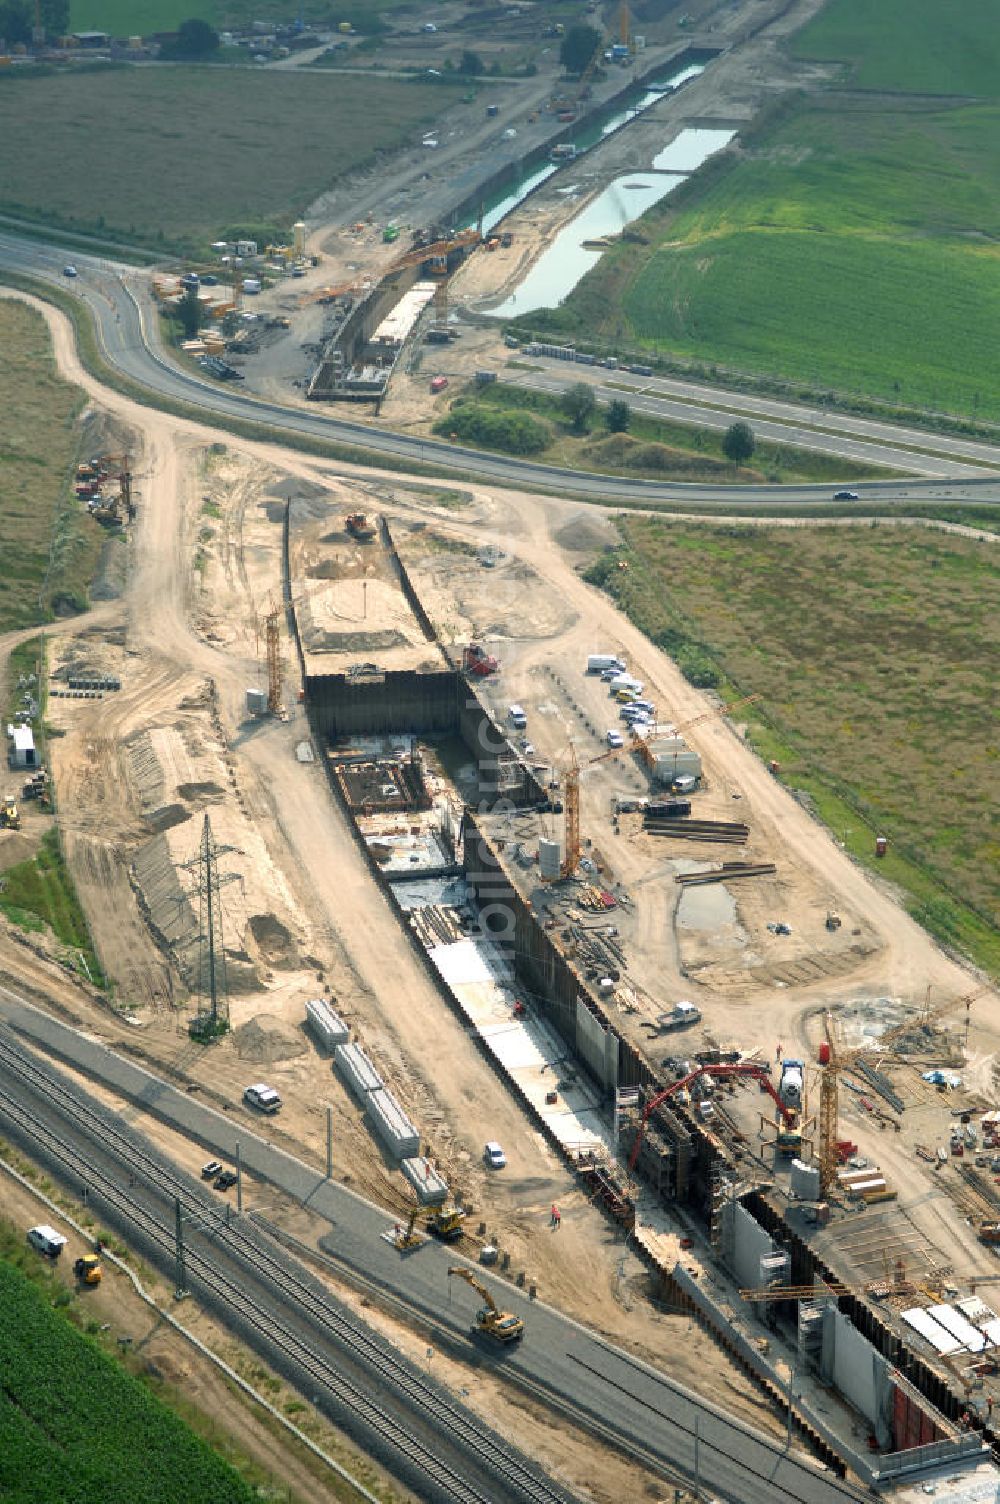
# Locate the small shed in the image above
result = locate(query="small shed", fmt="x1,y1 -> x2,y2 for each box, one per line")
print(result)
7,724 -> 36,768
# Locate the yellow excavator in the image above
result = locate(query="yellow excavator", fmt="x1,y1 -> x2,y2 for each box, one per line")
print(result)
448,1266 -> 524,1344
393,1202 -> 467,1250
1,795 -> 19,830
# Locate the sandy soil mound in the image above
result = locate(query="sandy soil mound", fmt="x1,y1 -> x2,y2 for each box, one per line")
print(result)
232,1014 -> 307,1063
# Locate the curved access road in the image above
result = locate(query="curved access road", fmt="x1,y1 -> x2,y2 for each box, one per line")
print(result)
2,232 -> 999,509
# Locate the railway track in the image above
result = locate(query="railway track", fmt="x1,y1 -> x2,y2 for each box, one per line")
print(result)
0,1032 -> 573,1504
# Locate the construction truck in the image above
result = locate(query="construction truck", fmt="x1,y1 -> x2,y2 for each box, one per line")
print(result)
427,1203 -> 465,1240
461,643 -> 499,678
345,512 -> 376,541
448,1266 -> 524,1343
779,1059 -> 804,1112
73,1254 -> 102,1285
1,796 -> 19,830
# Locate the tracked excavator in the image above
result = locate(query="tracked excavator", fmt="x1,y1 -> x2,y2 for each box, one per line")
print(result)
448,1266 -> 524,1343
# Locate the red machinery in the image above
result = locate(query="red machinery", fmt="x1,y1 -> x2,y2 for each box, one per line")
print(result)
628,1063 -> 797,1171
462,643 -> 499,677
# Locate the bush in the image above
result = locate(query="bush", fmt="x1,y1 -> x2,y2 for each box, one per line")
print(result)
433,403 -> 549,455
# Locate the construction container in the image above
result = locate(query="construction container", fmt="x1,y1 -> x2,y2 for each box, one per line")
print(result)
305,998 -> 348,1050
538,838 -> 561,881
818,1041 -> 831,1065
245,687 -> 267,716
366,1087 -> 420,1160
334,1041 -> 383,1098
402,1156 -> 449,1205
475,370 -> 497,385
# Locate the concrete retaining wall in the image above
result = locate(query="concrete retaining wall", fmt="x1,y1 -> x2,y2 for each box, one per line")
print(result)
305,998 -> 349,1051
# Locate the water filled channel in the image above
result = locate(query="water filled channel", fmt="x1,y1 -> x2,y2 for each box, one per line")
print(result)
488,126 -> 736,317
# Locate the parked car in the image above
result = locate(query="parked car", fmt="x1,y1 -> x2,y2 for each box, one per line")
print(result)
484,1141 -> 507,1169
243,1083 -> 281,1113
201,1159 -> 224,1179
833,490 -> 859,501
606,730 -> 624,748
214,1170 -> 239,1191
63,264 -> 78,277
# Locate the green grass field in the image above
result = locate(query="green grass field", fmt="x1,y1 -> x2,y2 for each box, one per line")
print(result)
587,522 -> 1000,975
0,68 -> 438,251
0,1252 -> 257,1504
520,0 -> 1000,423
789,0 -> 1000,96
0,300 -> 100,631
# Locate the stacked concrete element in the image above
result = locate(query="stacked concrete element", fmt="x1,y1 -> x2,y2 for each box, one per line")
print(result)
333,1042 -> 421,1162
305,997 -> 349,1050
367,1088 -> 420,1160
334,1041 -> 382,1097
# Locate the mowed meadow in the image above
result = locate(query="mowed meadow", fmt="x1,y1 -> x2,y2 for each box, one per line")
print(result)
588,521 -> 1000,975
0,67 -> 439,250
525,0 -> 1000,423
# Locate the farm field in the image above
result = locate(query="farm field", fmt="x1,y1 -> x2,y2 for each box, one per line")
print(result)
523,1 -> 1000,422
68,0 -> 412,30
587,522 -> 1000,976
0,1252 -> 257,1504
789,0 -> 1000,96
0,300 -> 99,632
432,381 -> 889,484
0,68 -> 438,251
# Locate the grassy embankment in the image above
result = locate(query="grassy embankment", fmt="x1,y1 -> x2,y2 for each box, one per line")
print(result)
0,68 -> 439,253
0,1229 -> 260,1504
586,523 -> 1000,976
515,0 -> 1000,425
435,379 -> 897,483
0,299 -> 98,629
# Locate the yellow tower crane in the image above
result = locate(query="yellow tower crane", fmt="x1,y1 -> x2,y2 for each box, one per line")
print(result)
558,740 -> 627,879
817,988 -> 987,1197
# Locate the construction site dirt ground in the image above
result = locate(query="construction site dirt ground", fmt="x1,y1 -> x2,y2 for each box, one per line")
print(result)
3,254 -> 1000,1474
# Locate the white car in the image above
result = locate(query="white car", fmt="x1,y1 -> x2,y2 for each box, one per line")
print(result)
63,264 -> 78,277
484,1141 -> 507,1169
243,1083 -> 281,1114
606,730 -> 624,748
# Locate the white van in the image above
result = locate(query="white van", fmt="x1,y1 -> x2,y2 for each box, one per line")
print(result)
243,1083 -> 282,1114
28,1225 -> 67,1258
507,704 -> 527,730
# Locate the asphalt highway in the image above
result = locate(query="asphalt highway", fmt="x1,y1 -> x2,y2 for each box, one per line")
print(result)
0,982 -> 869,1504
2,233 -> 999,509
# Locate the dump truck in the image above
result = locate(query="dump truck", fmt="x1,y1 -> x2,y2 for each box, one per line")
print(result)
345,512 -> 376,541
448,1266 -> 524,1343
